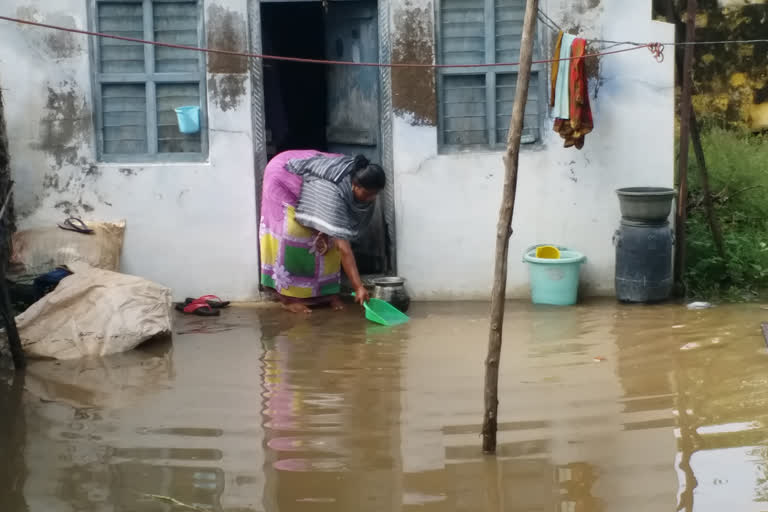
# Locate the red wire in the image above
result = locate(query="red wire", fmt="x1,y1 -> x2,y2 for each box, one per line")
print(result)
0,15 -> 655,69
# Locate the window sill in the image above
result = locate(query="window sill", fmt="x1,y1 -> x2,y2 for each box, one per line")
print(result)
97,154 -> 210,165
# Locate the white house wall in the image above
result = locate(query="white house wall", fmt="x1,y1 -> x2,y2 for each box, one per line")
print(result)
390,0 -> 676,300
0,0 -> 259,301
1,0 -> 674,302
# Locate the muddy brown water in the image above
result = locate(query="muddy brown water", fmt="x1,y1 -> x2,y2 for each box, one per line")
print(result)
2,301 -> 768,511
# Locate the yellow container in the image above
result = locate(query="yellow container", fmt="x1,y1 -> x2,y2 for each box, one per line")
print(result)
536,245 -> 561,259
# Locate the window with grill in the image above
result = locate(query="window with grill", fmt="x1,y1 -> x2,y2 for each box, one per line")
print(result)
91,0 -> 207,161
437,0 -> 543,150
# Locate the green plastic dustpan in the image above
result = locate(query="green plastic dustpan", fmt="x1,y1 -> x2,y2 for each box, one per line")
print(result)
352,294 -> 410,326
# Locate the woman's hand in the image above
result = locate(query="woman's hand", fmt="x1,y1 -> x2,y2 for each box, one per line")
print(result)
336,238 -> 369,306
354,285 -> 370,305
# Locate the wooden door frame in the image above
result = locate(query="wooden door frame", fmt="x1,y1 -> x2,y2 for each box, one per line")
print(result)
247,0 -> 396,298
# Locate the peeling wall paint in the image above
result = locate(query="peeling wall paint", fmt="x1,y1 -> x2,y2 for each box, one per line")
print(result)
1,0 -> 259,301
36,82 -> 92,169
391,1 -> 437,126
1,0 -> 674,302
206,5 -> 248,74
392,0 -> 676,299
547,0 -> 605,39
16,7 -> 84,60
205,4 -> 248,120
208,74 -> 247,112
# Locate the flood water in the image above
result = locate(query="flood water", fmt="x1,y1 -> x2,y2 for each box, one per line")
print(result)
2,301 -> 768,511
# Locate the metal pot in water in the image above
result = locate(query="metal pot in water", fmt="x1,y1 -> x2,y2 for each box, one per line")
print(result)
372,277 -> 410,313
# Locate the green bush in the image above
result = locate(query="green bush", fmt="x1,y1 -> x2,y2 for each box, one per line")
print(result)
685,127 -> 768,300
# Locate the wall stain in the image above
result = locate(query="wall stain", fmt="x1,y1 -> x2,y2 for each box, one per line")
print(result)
555,0 -> 604,39
549,2 -> 605,98
208,74 -> 246,112
392,3 -> 437,126
584,46 -> 603,98
36,81 -> 92,169
55,199 -> 95,215
42,174 -> 61,192
54,200 -> 77,216
119,168 -> 136,177
206,6 -> 248,74
42,157 -> 109,218
16,7 -> 83,59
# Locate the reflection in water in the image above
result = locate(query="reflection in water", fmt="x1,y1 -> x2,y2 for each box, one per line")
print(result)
259,313 -> 404,511
613,303 -> 768,512
0,371 -> 28,512
23,341 -> 174,409
1,302 -> 768,510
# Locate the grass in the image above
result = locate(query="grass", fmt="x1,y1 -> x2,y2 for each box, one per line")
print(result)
684,126 -> 768,300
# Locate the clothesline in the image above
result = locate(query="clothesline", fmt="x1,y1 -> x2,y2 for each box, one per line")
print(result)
536,9 -> 768,48
0,14 -> 657,68
536,11 -> 645,48
1,14 -> 766,70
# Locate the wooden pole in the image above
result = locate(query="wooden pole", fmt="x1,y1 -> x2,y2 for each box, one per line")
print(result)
665,0 -> 726,263
690,109 -> 726,260
674,0 -> 697,289
0,371 -> 27,509
482,0 -> 539,454
673,369 -> 699,511
761,322 -> 768,348
1,271 -> 24,370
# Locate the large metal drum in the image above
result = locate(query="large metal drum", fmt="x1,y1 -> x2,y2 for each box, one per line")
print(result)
614,220 -> 673,303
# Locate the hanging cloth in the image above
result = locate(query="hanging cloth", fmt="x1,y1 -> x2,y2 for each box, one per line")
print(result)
553,38 -> 593,149
568,38 -> 594,146
550,31 -> 564,109
552,33 -> 576,120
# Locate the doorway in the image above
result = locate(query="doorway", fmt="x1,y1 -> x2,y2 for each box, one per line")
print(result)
261,3 -> 326,155
260,0 -> 389,276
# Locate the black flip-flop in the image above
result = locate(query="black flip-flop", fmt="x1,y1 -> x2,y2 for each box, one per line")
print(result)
58,217 -> 94,235
175,302 -> 220,316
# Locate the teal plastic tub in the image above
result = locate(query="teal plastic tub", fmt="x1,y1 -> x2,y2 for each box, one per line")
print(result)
523,245 -> 586,306
175,106 -> 201,134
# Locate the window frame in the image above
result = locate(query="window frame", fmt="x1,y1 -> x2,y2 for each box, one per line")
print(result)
435,0 -> 548,153
88,0 -> 209,163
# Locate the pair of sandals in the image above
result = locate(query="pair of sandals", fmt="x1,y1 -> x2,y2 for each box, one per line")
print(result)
175,295 -> 230,316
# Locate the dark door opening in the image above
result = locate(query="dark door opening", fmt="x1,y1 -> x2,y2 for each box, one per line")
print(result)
261,3 -> 327,156
261,1 -> 389,276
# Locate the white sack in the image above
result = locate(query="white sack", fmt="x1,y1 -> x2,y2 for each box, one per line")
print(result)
10,221 -> 125,277
17,262 -> 172,360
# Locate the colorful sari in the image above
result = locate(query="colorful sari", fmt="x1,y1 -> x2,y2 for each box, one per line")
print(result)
260,150 -> 342,301
553,37 -> 593,150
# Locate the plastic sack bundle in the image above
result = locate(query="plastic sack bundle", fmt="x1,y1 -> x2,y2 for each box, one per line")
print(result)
17,261 -> 172,360
10,220 -> 126,278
